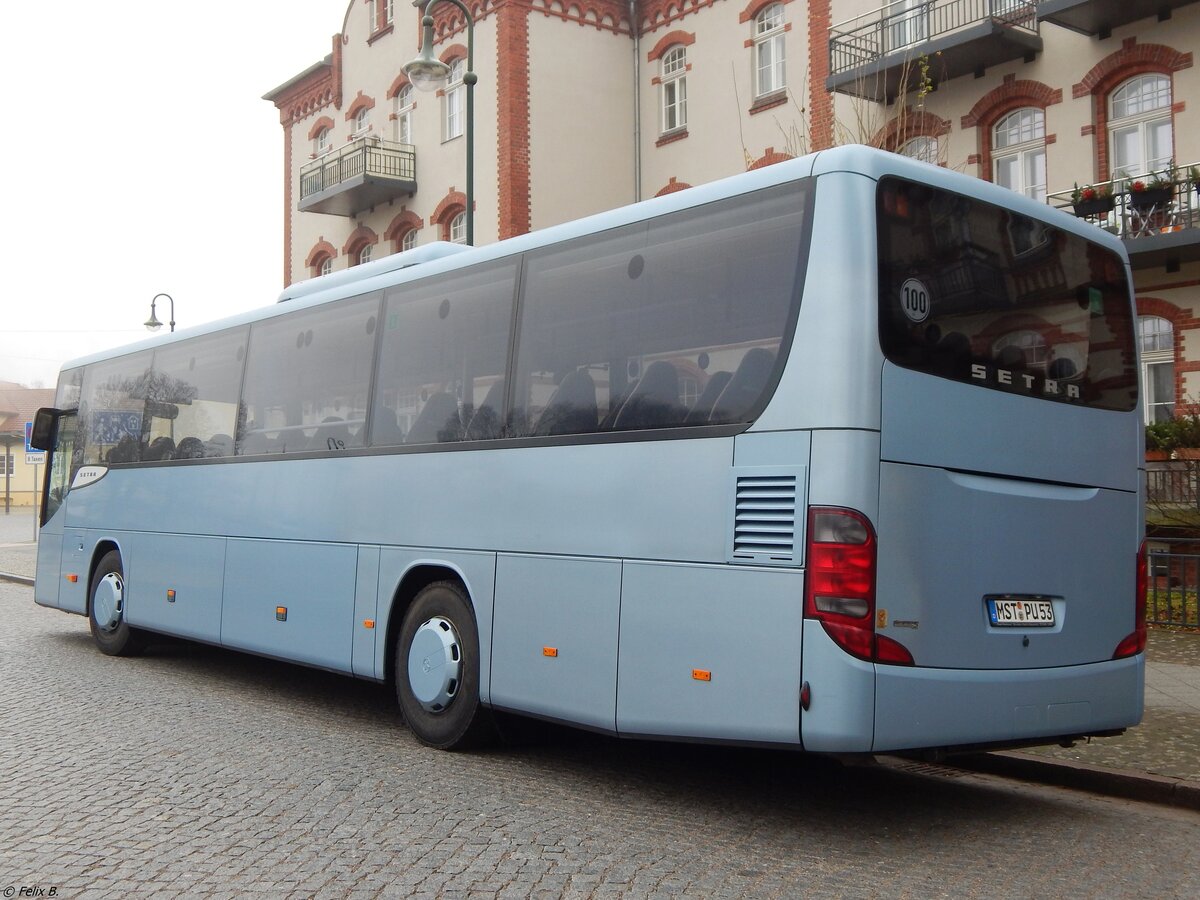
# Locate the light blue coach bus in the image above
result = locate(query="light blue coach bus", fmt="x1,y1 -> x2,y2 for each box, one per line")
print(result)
31,145 -> 1145,753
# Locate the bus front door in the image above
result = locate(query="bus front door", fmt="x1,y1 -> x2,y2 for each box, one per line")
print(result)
33,410 -> 76,610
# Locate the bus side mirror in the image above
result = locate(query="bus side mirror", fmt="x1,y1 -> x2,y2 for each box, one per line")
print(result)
30,407 -> 61,452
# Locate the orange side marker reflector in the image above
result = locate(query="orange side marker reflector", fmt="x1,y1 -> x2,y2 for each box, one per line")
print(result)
543,647 -> 558,657
276,606 -> 287,622
65,574 -> 78,583
363,619 -> 375,629
167,590 -> 176,603
692,669 -> 712,682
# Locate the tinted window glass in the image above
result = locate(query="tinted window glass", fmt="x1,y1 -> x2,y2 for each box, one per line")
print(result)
78,351 -> 154,465
55,368 -> 83,410
147,329 -> 247,460
372,261 -> 517,445
513,182 -> 809,435
877,178 -> 1137,411
238,295 -> 380,455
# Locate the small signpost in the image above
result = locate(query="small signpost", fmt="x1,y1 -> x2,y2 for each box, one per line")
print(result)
25,421 -> 43,538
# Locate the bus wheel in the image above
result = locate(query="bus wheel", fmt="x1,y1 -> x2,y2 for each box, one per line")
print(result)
396,580 -> 494,750
88,551 -> 144,657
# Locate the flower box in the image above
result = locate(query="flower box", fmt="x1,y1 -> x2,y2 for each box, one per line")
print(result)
1128,186 -> 1172,211
1072,195 -> 1114,217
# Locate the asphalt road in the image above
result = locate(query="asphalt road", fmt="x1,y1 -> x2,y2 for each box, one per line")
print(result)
2,581 -> 1197,899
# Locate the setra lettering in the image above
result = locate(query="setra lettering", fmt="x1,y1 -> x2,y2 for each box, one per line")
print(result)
970,364 -> 1081,400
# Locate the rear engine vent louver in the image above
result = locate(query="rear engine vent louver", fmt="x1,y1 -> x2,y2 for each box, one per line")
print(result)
729,468 -> 804,566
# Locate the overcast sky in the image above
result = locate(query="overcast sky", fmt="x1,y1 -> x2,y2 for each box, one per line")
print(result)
1,0 -> 349,388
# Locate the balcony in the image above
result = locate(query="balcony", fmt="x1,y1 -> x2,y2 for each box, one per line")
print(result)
828,0 -> 1042,102
1037,0 -> 1198,38
299,137 -> 417,217
1046,164 -> 1200,270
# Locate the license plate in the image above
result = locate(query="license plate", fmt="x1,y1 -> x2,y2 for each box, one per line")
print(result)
986,596 -> 1056,627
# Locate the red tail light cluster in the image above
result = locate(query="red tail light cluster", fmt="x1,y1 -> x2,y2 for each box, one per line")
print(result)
1114,541 -> 1147,659
804,507 -> 913,666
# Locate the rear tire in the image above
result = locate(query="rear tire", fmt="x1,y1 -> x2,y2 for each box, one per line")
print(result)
88,550 -> 145,657
395,580 -> 494,750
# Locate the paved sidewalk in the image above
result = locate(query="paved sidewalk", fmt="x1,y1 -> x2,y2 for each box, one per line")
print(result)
3,506 -> 1197,807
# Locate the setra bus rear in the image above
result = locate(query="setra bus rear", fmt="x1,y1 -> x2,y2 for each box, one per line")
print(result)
800,155 -> 1144,754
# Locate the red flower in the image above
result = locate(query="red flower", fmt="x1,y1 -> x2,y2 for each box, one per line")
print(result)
1081,187 -> 1096,201
1131,180 -> 1147,192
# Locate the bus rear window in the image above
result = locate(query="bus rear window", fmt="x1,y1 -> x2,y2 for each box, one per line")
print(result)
877,177 -> 1137,412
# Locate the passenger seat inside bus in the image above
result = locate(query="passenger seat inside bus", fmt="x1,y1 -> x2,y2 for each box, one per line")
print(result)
144,436 -> 175,461
534,368 -> 597,436
306,418 -> 352,451
174,437 -> 206,459
707,348 -> 775,423
406,392 -> 461,444
611,360 -> 684,429
684,370 -> 732,425
465,380 -> 505,440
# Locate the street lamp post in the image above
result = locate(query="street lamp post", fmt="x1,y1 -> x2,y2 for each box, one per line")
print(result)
403,0 -> 475,245
145,292 -> 175,333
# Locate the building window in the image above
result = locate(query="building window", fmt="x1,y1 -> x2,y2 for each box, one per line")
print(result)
993,108 -> 1046,202
396,84 -> 414,144
445,59 -> 464,141
754,5 -> 786,98
1140,315 -> 1174,424
888,0 -> 928,51
357,245 -> 373,266
401,229 -> 418,252
314,127 -> 331,157
661,47 -> 688,134
1109,74 -> 1172,181
449,212 -> 466,244
899,135 -> 938,165
0,453 -> 12,477
384,0 -> 394,25
320,257 -> 333,276
353,106 -> 370,137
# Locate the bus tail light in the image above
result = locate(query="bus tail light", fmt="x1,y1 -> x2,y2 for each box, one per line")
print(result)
1114,541 -> 1148,659
805,507 -> 913,666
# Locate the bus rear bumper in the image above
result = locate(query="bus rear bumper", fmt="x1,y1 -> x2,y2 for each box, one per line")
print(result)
872,654 -> 1145,753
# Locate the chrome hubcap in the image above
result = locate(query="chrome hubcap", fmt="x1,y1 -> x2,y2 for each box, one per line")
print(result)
93,572 -> 124,633
407,616 -> 462,713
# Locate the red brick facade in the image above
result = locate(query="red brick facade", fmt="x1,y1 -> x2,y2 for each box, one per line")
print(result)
496,0 -> 531,240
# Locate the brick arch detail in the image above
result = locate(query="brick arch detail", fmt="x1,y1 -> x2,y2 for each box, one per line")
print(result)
748,147 -> 793,170
387,72 -> 412,100
1136,297 -> 1189,414
959,78 -> 1062,183
384,210 -> 425,249
739,0 -> 793,24
439,43 -> 469,65
307,116 -> 336,141
654,177 -> 692,196
342,224 -> 379,257
646,30 -> 695,63
344,91 -> 376,121
872,109 -> 952,151
432,190 -> 468,240
305,240 -> 337,270
1072,40 -> 1193,181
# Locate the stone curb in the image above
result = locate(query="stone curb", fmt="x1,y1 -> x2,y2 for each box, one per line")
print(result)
0,571 -> 35,586
950,750 -> 1200,811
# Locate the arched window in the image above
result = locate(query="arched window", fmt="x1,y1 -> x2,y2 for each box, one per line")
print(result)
754,5 -> 786,98
314,127 -> 331,157
993,108 -> 1046,201
445,58 -> 465,141
899,135 -> 938,165
1109,75 -> 1172,180
396,84 -> 414,144
661,47 -> 688,134
1140,315 -> 1175,424
319,257 -> 333,277
357,244 -> 373,266
353,105 -> 370,137
449,212 -> 467,244
401,229 -> 418,252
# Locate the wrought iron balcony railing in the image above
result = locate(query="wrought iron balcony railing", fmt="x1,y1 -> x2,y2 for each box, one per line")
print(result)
828,0 -> 1040,100
299,137 -> 417,217
1046,164 -> 1200,268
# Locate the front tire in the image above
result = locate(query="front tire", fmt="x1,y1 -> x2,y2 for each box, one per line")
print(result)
395,580 -> 494,750
88,550 -> 145,657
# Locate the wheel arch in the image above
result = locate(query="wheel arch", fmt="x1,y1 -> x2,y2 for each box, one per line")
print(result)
86,539 -> 124,611
382,561 -> 474,688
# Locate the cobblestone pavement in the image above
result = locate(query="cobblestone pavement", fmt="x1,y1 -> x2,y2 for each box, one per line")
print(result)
2,578 -> 1199,899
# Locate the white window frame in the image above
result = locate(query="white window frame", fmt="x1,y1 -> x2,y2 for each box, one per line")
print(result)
660,46 -> 688,134
1139,315 -> 1175,425
314,127 -> 331,157
358,245 -> 373,266
449,212 -> 466,244
396,84 -> 414,145
444,59 -> 464,141
401,229 -> 418,252
353,106 -> 371,138
754,5 -> 786,98
899,135 -> 938,165
992,107 -> 1047,202
384,0 -> 394,25
1109,74 -> 1173,181
319,257 -> 333,277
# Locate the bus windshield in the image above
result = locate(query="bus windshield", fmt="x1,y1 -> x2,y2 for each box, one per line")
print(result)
876,177 -> 1138,412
